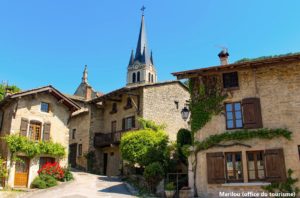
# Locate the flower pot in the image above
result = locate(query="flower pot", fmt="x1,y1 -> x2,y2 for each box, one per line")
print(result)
179,187 -> 193,198
165,190 -> 175,198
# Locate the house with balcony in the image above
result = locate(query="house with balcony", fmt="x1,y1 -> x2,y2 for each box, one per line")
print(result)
0,86 -> 80,188
173,51 -> 300,197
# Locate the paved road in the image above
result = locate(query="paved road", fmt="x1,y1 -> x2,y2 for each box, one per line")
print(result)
21,171 -> 136,198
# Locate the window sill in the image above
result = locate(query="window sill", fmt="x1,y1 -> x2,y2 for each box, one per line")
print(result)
221,182 -> 271,187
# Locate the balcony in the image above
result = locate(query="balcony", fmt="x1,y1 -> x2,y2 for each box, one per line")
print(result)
94,131 -> 123,147
93,128 -> 138,148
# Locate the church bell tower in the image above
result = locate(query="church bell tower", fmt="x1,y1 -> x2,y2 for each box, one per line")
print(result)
127,7 -> 157,86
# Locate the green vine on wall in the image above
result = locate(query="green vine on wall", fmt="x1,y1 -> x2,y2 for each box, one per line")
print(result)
3,134 -> 65,159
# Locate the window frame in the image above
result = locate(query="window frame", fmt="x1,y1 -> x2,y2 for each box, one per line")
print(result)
222,71 -> 239,89
124,116 -> 135,131
111,120 -> 117,133
225,152 -> 243,183
29,121 -> 42,141
40,102 -> 50,113
72,129 -> 76,140
39,157 -> 55,169
246,150 -> 266,182
225,102 -> 243,130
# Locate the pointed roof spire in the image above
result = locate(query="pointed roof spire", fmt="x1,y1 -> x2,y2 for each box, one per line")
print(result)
82,65 -> 88,83
128,50 -> 134,66
150,50 -> 154,65
134,8 -> 150,64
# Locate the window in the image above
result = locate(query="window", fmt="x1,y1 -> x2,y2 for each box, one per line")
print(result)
225,102 -> 243,129
225,152 -> 243,182
41,102 -> 50,113
110,103 -> 117,114
29,121 -> 42,141
78,144 -> 82,156
151,74 -> 154,83
132,73 -> 136,83
223,72 -> 239,88
72,129 -> 76,139
39,157 -> 55,169
174,101 -> 179,109
123,116 -> 135,130
125,97 -> 133,109
148,73 -> 151,82
137,72 -> 140,82
111,121 -> 117,133
247,151 -> 265,181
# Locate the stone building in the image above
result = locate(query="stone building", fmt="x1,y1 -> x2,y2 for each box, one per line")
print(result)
0,86 -> 80,188
173,52 -> 300,197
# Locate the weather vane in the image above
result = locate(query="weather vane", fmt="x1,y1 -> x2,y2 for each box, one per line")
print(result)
141,5 -> 146,15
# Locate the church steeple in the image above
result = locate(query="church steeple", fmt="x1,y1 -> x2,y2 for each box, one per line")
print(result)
126,7 -> 157,86
82,65 -> 88,83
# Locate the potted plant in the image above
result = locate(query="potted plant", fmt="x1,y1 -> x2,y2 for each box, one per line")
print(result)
179,186 -> 193,198
165,182 -> 175,198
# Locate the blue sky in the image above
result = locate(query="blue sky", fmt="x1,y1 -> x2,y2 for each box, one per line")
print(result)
1,1 -> 300,94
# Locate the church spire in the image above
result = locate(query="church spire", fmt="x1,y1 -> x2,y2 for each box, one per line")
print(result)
128,50 -> 134,66
150,50 -> 154,65
134,11 -> 150,64
82,65 -> 88,83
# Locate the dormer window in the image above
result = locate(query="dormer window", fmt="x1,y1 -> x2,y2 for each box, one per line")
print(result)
223,72 -> 239,89
110,103 -> 117,114
41,102 -> 50,113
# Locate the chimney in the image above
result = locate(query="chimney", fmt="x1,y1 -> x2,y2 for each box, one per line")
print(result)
218,49 -> 229,65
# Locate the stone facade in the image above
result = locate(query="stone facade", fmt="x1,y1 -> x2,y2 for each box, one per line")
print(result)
90,81 -> 190,176
174,57 -> 300,197
0,87 -> 79,188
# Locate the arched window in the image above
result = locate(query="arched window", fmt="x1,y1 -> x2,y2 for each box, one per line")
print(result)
137,72 -> 140,82
151,74 -> 154,83
132,73 -> 136,83
148,73 -> 151,82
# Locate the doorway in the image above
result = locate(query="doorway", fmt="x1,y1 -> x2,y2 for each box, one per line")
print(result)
14,156 -> 30,187
103,153 -> 108,175
69,143 -> 77,168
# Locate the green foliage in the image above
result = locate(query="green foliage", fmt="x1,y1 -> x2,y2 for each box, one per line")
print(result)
0,157 -> 7,179
3,134 -> 65,158
176,128 -> 192,165
194,128 -> 292,153
262,169 -> 299,198
137,117 -> 166,132
234,52 -> 300,64
62,167 -> 74,181
31,174 -> 57,189
165,182 -> 175,191
143,162 -> 164,192
120,129 -> 168,167
84,150 -> 96,173
0,83 -> 21,101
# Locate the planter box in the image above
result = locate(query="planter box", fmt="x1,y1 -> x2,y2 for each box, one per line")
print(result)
165,190 -> 175,198
179,188 -> 193,198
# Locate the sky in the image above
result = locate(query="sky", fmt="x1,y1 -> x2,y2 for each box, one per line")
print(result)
1,0 -> 300,94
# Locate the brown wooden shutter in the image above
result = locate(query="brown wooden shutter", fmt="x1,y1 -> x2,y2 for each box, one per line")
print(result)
43,122 -> 51,141
20,118 -> 29,137
132,116 -> 136,128
242,98 -> 263,129
207,152 -> 225,184
122,118 -> 125,131
265,148 -> 286,182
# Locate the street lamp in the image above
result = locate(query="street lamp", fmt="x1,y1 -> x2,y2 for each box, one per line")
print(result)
181,106 -> 190,121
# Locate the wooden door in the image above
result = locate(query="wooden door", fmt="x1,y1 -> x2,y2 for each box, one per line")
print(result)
14,156 -> 29,187
103,153 -> 108,175
69,143 -> 77,168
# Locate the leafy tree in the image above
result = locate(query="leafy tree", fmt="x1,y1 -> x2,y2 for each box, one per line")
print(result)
143,162 -> 164,192
120,118 -> 169,167
176,128 -> 192,165
0,83 -> 21,101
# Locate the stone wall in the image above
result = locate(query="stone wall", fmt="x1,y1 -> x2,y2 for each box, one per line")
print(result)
191,62 -> 300,197
142,82 -> 190,140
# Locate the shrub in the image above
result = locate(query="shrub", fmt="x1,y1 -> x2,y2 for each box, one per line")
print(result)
38,162 -> 64,181
0,157 -> 7,179
31,174 -> 57,189
165,182 -> 175,191
144,162 -> 164,192
120,129 -> 169,167
62,167 -> 74,181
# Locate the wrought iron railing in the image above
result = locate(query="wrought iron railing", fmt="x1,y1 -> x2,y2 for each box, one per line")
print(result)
94,128 -> 137,147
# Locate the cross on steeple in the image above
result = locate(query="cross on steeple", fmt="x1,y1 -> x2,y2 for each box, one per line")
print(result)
141,6 -> 146,15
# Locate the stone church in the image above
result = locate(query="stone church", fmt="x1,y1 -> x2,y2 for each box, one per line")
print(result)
67,13 -> 190,175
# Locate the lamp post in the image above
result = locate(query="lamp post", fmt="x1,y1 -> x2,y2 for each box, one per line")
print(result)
181,106 -> 190,121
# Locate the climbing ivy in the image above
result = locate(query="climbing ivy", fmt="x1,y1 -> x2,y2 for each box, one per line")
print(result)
3,134 -> 65,158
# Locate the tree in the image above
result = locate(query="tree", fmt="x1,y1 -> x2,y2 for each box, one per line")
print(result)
120,118 -> 169,167
0,83 -> 21,101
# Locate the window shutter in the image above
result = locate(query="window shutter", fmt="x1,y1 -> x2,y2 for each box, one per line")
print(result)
206,152 -> 225,184
122,118 -> 125,131
20,118 -> 29,137
132,116 -> 136,128
242,98 -> 263,129
43,122 -> 51,141
265,148 -> 286,182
